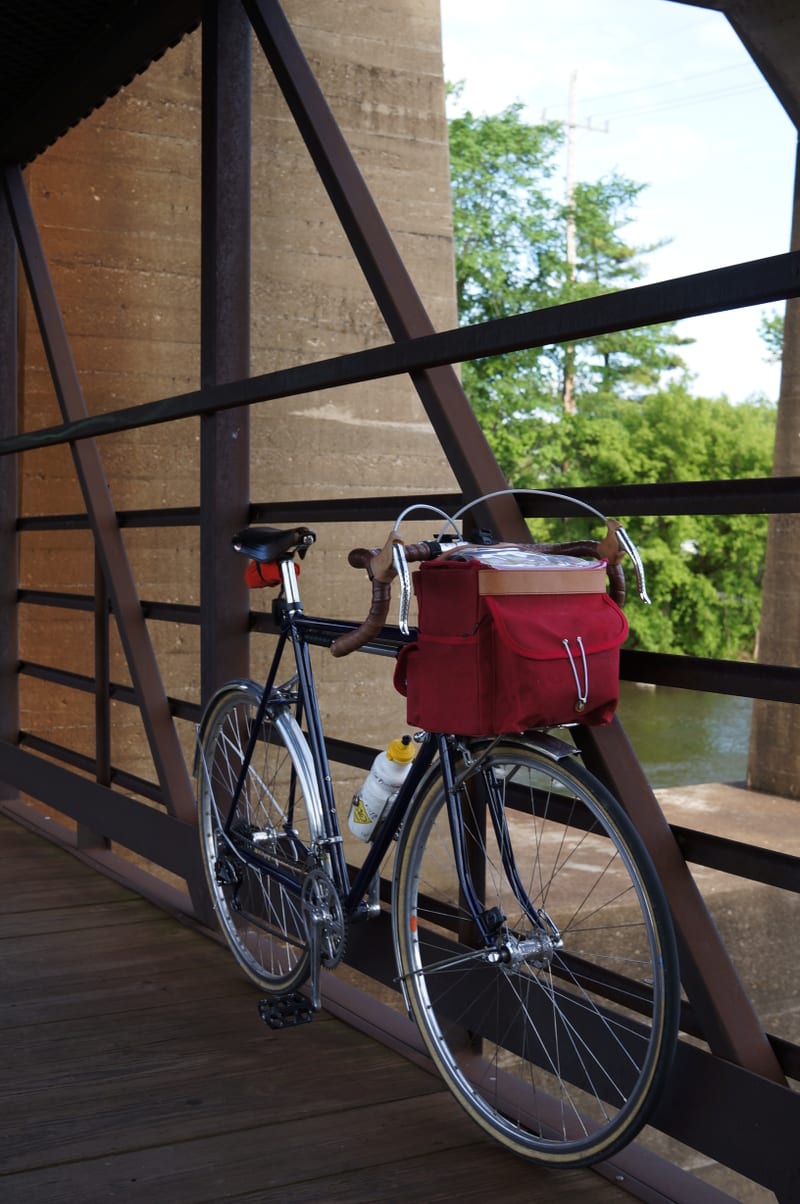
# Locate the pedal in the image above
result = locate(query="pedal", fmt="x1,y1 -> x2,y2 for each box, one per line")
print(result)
257,992 -> 314,1030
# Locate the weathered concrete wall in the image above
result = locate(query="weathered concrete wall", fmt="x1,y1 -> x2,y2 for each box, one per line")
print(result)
17,2 -> 458,824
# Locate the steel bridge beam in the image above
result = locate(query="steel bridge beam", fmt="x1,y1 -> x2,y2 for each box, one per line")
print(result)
199,0 -> 251,701
1,165 -> 209,915
1,249 -> 800,460
0,181 -> 18,801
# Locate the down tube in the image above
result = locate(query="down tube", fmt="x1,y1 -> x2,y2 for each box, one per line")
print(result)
345,734 -> 438,912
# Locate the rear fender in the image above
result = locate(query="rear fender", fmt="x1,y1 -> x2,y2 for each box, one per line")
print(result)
194,679 -> 325,841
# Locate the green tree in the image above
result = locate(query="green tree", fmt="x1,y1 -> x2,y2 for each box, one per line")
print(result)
554,387 -> 776,656
448,96 -> 777,658
448,97 -> 690,457
449,97 -> 564,325
759,306 -> 784,364
565,179 -> 689,399
448,98 -> 565,455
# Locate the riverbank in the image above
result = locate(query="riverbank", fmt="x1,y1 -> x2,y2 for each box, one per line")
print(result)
651,779 -> 799,1202
655,781 -> 799,1042
656,781 -> 799,1047
656,779 -> 800,861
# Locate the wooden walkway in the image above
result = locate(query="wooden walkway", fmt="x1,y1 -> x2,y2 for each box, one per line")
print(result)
0,815 -> 641,1203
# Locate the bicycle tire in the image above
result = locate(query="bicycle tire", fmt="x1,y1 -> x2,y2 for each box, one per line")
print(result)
197,681 -> 324,995
392,738 -> 679,1167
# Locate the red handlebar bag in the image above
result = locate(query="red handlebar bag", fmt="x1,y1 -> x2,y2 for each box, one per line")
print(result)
393,557 -> 628,736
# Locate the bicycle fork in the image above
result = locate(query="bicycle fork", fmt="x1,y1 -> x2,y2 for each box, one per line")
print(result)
441,738 -> 564,968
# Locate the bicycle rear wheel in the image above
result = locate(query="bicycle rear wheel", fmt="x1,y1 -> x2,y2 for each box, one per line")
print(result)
393,738 -> 679,1167
197,681 -> 323,995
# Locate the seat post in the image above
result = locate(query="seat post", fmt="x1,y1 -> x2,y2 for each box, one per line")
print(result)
280,558 -> 302,609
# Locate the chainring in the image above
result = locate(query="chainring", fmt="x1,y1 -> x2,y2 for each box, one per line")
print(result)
301,866 -> 347,969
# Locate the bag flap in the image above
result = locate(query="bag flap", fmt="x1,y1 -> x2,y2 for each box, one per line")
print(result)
485,592 -> 628,659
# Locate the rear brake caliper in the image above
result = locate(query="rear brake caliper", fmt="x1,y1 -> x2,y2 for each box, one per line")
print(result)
214,856 -> 241,888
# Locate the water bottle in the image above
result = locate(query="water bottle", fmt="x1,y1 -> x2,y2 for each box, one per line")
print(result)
348,735 -> 415,842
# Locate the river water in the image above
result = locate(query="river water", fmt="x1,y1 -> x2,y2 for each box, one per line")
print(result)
615,682 -> 753,789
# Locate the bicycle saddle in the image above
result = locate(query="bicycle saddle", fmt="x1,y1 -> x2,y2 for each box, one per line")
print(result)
232,526 -> 316,563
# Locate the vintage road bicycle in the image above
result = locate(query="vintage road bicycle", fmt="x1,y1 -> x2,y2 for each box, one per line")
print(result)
195,490 -> 679,1168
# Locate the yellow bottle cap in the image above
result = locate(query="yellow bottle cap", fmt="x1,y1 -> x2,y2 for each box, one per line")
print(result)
387,735 -> 415,763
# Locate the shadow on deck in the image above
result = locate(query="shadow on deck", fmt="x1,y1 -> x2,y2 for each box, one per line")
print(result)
0,815 -> 642,1203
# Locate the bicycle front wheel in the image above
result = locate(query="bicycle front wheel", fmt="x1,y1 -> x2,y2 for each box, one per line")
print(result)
197,681 -> 323,995
393,738 -> 679,1167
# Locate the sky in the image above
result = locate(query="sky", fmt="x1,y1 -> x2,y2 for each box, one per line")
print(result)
439,0 -> 798,403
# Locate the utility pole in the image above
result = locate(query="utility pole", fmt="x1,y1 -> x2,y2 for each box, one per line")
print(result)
558,71 -> 607,415
563,70 -> 578,415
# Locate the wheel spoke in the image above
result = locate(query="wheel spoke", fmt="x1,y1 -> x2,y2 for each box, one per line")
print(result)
197,686 -> 318,994
394,740 -> 678,1167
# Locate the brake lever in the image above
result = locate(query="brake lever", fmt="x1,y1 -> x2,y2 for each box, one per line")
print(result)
615,526 -> 651,604
394,541 -> 412,634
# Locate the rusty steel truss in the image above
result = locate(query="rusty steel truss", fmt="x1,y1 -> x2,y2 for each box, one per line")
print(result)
0,2 -> 799,1199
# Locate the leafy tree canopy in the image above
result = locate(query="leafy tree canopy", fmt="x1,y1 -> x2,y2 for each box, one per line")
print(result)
448,94 -> 777,658
449,94 -> 691,423
759,307 -> 784,364
553,389 -> 776,654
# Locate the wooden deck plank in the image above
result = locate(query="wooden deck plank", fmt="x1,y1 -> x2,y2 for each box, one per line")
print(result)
0,894 -> 157,939
0,856 -> 132,892
0,815 -> 635,1203
0,1094 -> 619,1203
2,1006 -> 444,1174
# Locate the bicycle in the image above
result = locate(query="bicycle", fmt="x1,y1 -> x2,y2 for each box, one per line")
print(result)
195,491 -> 679,1169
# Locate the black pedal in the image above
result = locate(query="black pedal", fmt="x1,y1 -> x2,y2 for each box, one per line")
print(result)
258,992 -> 313,1030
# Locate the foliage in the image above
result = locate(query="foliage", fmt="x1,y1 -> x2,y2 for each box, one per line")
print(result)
550,388 -> 777,656
759,307 -> 784,364
449,98 -> 691,426
448,100 -> 565,424
449,99 -> 563,323
448,96 -> 778,659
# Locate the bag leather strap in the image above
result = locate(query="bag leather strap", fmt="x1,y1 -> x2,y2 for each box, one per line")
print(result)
477,565 -> 608,596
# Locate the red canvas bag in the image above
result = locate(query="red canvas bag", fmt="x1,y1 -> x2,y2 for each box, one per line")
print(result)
393,555 -> 628,736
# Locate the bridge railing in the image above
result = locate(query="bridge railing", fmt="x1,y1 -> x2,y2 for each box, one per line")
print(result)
0,3 -> 798,1200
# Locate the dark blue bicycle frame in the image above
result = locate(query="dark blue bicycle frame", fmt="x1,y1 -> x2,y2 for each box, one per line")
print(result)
215,597 -> 444,921
217,580 -> 547,948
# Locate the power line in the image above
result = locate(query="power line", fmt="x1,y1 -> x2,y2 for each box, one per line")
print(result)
548,61 -> 755,111
544,77 -> 767,128
598,81 -> 766,122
